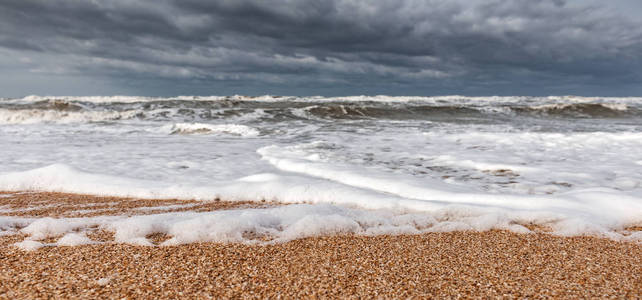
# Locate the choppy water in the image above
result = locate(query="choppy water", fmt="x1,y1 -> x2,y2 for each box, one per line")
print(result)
1,95 -> 642,244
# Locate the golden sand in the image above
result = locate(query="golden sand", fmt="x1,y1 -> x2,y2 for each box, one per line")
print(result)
0,192 -> 640,298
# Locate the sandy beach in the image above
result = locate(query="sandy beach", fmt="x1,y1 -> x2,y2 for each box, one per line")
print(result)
3,0 -> 642,297
1,192 -> 640,298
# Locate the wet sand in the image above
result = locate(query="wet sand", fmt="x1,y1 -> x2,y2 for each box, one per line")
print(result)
0,191 -> 274,217
0,192 -> 640,298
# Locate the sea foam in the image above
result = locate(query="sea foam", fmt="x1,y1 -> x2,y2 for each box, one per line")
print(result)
1,95 -> 641,248
163,123 -> 259,136
1,163 -> 640,249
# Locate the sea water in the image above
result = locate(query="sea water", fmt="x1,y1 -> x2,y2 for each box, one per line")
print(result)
1,95 -> 641,246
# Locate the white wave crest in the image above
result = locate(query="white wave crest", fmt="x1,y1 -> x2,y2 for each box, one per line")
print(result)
164,123 -> 260,136
529,103 -> 628,111
0,109 -> 141,124
600,103 -> 629,111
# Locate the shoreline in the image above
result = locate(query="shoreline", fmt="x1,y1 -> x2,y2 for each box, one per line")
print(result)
1,191 -> 640,298
0,191 -> 277,218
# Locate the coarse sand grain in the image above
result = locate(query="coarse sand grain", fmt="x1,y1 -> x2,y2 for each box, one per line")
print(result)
1,231 -> 640,298
0,192 -> 640,298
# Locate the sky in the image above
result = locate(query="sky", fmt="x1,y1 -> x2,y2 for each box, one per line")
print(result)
0,0 -> 641,97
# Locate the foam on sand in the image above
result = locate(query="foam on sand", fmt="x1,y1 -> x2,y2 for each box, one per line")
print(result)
4,202 -> 639,251
56,232 -> 94,246
13,240 -> 45,251
1,164 -> 640,249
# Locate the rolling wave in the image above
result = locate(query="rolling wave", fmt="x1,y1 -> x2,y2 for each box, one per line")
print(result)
0,96 -> 640,124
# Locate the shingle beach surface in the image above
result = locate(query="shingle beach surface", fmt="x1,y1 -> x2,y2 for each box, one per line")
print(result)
1,192 -> 640,298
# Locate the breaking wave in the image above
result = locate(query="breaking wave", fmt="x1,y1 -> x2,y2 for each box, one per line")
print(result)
1,94 -> 642,247
1,95 -> 640,124
514,103 -> 632,118
164,123 -> 260,136
0,108 -> 143,124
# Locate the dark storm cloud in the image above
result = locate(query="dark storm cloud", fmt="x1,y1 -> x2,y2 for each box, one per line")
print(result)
0,0 -> 641,96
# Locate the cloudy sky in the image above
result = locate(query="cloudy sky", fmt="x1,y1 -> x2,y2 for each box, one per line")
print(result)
1,0 -> 641,97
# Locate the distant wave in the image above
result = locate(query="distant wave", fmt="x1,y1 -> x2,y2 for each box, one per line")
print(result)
0,108 -> 143,124
513,103 -> 631,118
1,95 -> 640,124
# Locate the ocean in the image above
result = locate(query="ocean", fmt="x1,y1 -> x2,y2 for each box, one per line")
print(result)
1,95 -> 641,244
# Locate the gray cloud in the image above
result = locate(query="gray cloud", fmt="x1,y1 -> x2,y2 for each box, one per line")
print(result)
0,0 -> 641,96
